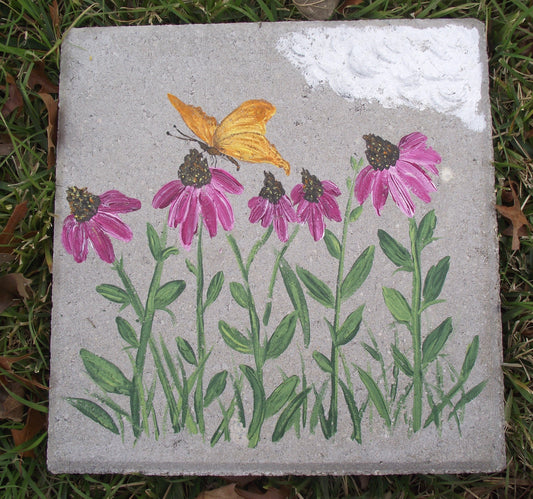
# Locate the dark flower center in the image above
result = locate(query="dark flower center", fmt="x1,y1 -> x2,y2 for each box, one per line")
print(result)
259,171 -> 285,204
179,149 -> 212,187
363,134 -> 400,171
67,186 -> 100,222
301,169 -> 324,203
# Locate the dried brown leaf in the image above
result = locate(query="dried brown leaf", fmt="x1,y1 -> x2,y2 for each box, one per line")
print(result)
28,62 -> 59,94
293,0 -> 339,20
0,134 -> 15,156
495,181 -> 532,250
0,201 -> 28,255
11,407 -> 47,457
38,92 -> 58,168
49,0 -> 61,39
196,484 -> 241,499
0,273 -> 32,313
0,377 -> 25,422
1,74 -> 23,118
0,355 -> 48,391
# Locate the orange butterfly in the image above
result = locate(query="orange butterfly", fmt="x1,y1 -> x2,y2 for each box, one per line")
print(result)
167,94 -> 290,175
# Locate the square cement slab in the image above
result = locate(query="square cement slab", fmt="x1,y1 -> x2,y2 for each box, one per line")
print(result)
48,20 -> 505,475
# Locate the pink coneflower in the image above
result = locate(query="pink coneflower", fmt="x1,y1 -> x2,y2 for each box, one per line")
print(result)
354,132 -> 441,217
153,149 -> 244,249
62,187 -> 141,263
291,169 -> 342,242
248,171 -> 297,242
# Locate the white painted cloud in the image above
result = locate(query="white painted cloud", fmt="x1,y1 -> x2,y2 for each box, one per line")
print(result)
277,25 -> 485,131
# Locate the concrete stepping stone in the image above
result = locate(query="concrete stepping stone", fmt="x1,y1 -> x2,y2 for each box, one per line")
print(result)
48,20 -> 505,475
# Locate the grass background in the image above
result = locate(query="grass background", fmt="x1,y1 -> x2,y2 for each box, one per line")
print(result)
1,0 -> 532,497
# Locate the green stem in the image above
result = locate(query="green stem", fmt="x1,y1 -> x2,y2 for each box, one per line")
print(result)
409,217 -> 423,432
195,224 -> 206,435
329,173 -> 356,433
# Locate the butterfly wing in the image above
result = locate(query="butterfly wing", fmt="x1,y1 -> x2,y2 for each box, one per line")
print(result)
213,100 -> 290,175
167,94 -> 218,146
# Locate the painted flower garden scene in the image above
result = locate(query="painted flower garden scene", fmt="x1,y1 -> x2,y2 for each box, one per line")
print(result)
58,94 -> 485,448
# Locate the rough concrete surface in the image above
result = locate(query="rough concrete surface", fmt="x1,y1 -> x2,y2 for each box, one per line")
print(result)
48,20 -> 505,475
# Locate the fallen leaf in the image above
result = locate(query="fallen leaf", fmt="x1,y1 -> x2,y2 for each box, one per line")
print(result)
38,92 -> 58,168
11,407 -> 47,457
27,62 -> 59,94
495,181 -> 532,250
196,484 -> 241,499
293,0 -> 339,20
1,74 -> 23,118
49,0 -> 61,39
0,201 -> 28,256
0,134 -> 15,156
338,0 -> 363,15
0,377 -> 25,421
0,355 -> 48,391
0,273 -> 32,313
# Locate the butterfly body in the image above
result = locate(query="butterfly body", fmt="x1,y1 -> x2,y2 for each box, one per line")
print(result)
167,94 -> 290,175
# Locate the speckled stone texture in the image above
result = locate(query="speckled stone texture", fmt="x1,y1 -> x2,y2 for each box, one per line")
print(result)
48,20 -> 504,475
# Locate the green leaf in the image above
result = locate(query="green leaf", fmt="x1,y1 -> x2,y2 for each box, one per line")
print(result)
382,287 -> 411,324
80,349 -> 131,395
339,380 -> 362,443
296,266 -> 335,308
265,376 -> 299,419
336,304 -> 364,346
272,389 -> 310,442
146,223 -> 161,260
205,271 -> 224,309
185,259 -> 197,275
96,284 -> 130,306
323,229 -> 341,259
422,317 -> 453,367
416,210 -> 437,249
357,367 -> 391,427
240,365 -> 265,448
176,336 -> 197,366
377,230 -> 413,271
460,335 -> 479,381
154,280 -> 186,309
265,312 -> 297,360
362,342 -> 382,362
66,398 -> 119,434
262,301 -> 272,326
204,371 -> 228,407
390,345 -> 413,377
115,317 -> 138,347
161,246 -> 180,260
229,282 -> 249,308
340,246 -> 375,301
313,351 -> 333,374
280,258 -> 310,347
348,205 -> 363,223
423,256 -> 450,302
448,380 -> 487,420
218,321 -> 253,354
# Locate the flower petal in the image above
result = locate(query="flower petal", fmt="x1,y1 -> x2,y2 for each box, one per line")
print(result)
388,170 -> 415,217
248,196 -> 269,224
395,160 -> 436,203
62,215 -> 89,263
210,168 -> 244,194
319,192 -> 342,222
371,169 -> 390,216
180,191 -> 200,249
273,211 -> 289,242
307,204 -> 325,241
86,220 -> 115,263
399,132 -> 441,175
354,165 -> 377,205
199,189 -> 218,238
278,196 -> 297,223
261,203 -> 274,228
291,184 -> 304,205
99,190 -> 141,213
92,212 -> 134,242
153,180 -> 184,209
168,187 -> 193,227
207,185 -> 234,231
321,180 -> 341,197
